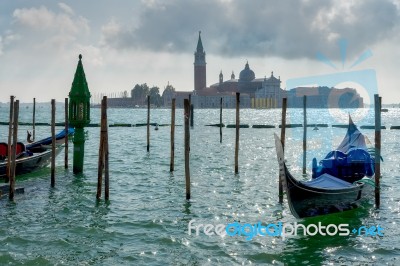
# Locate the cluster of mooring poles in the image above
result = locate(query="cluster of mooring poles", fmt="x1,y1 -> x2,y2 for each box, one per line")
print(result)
278,95 -> 382,208
167,96 -> 192,199
4,96 -> 60,199
3,54 -> 109,201
163,93 -> 237,200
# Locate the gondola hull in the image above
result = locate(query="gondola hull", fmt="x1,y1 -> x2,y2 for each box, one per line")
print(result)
274,133 -> 374,218
0,146 -> 63,179
283,164 -> 373,218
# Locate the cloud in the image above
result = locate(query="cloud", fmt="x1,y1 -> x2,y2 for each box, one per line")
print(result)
100,19 -> 122,47
101,0 -> 400,61
12,6 -> 56,29
0,31 -> 21,56
58,2 -> 74,15
13,5 -> 89,34
11,5 -> 90,51
0,36 -> 3,56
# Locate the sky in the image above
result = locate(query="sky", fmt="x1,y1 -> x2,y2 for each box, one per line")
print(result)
1,0 -> 400,104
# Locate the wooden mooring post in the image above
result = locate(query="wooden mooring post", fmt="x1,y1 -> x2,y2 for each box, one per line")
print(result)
51,99 -> 56,187
184,99 -> 191,200
6,96 -> 14,183
97,105 -> 105,200
374,94 -> 381,208
64,98 -> 69,169
220,97 -> 223,143
97,96 -> 109,200
170,98 -> 176,172
188,93 -> 191,119
303,95 -> 307,175
235,92 -> 240,174
9,100 -> 19,200
190,104 -> 194,127
147,95 -> 150,152
33,97 -> 36,141
104,98 -> 109,201
279,98 -> 287,203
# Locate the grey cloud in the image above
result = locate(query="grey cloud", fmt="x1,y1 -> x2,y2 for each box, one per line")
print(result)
101,0 -> 400,61
0,36 -> 3,55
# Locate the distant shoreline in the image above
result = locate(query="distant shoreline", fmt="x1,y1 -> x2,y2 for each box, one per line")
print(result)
0,103 -> 398,108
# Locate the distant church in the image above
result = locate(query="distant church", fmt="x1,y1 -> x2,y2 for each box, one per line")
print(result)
190,31 -> 284,108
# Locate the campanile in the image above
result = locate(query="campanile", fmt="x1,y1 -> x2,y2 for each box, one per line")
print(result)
194,31 -> 206,91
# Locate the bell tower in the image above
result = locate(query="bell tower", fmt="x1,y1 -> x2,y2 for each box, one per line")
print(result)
194,31 -> 206,91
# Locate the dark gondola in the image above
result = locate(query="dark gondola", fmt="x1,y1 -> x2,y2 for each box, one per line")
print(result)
274,117 -> 375,218
0,128 -> 73,179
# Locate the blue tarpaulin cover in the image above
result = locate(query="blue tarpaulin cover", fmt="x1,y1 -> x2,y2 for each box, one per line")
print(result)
26,127 -> 74,150
312,116 -> 375,183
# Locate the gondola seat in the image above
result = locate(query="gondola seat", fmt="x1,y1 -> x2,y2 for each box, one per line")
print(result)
16,142 -> 26,155
0,142 -> 27,159
0,142 -> 7,160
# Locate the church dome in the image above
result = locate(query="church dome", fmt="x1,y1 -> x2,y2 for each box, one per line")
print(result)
239,61 -> 255,82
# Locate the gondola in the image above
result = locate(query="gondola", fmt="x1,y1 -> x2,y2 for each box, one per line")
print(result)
0,128 -> 73,179
274,117 -> 375,218
0,145 -> 64,178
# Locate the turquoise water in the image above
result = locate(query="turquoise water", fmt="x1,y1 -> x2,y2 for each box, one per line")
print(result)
0,104 -> 399,265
